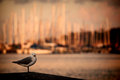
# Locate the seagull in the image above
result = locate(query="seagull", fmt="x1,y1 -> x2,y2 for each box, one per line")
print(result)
12,53 -> 37,72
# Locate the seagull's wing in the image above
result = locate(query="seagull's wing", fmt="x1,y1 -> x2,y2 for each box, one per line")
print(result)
13,56 -> 32,65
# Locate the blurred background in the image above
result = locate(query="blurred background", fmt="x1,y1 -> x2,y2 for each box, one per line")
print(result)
0,0 -> 120,80
0,0 -> 120,54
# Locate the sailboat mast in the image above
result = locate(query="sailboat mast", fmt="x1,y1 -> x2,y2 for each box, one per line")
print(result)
21,8 -> 25,46
3,23 -> 7,44
13,13 -> 18,45
90,24 -> 94,46
106,18 -> 110,45
51,5 -> 56,43
8,13 -> 13,45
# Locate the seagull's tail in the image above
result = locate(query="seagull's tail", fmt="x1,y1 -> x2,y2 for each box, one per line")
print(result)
12,61 -> 17,63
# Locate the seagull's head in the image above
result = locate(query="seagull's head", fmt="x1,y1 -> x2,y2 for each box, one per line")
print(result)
31,53 -> 36,57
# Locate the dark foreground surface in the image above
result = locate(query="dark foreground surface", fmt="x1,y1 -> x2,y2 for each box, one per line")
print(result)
0,72 -> 83,80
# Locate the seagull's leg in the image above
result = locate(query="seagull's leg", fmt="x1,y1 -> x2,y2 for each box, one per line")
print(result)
27,66 -> 29,73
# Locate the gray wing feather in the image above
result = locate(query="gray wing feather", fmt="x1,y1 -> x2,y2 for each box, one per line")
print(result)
14,56 -> 32,64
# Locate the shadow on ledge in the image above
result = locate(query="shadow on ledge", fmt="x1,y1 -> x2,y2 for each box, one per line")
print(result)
0,72 -> 84,80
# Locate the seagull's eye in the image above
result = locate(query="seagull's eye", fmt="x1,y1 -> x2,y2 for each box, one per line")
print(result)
33,55 -> 36,57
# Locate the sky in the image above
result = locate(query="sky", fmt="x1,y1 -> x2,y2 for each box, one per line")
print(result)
0,0 -> 120,27
0,0 -> 120,42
